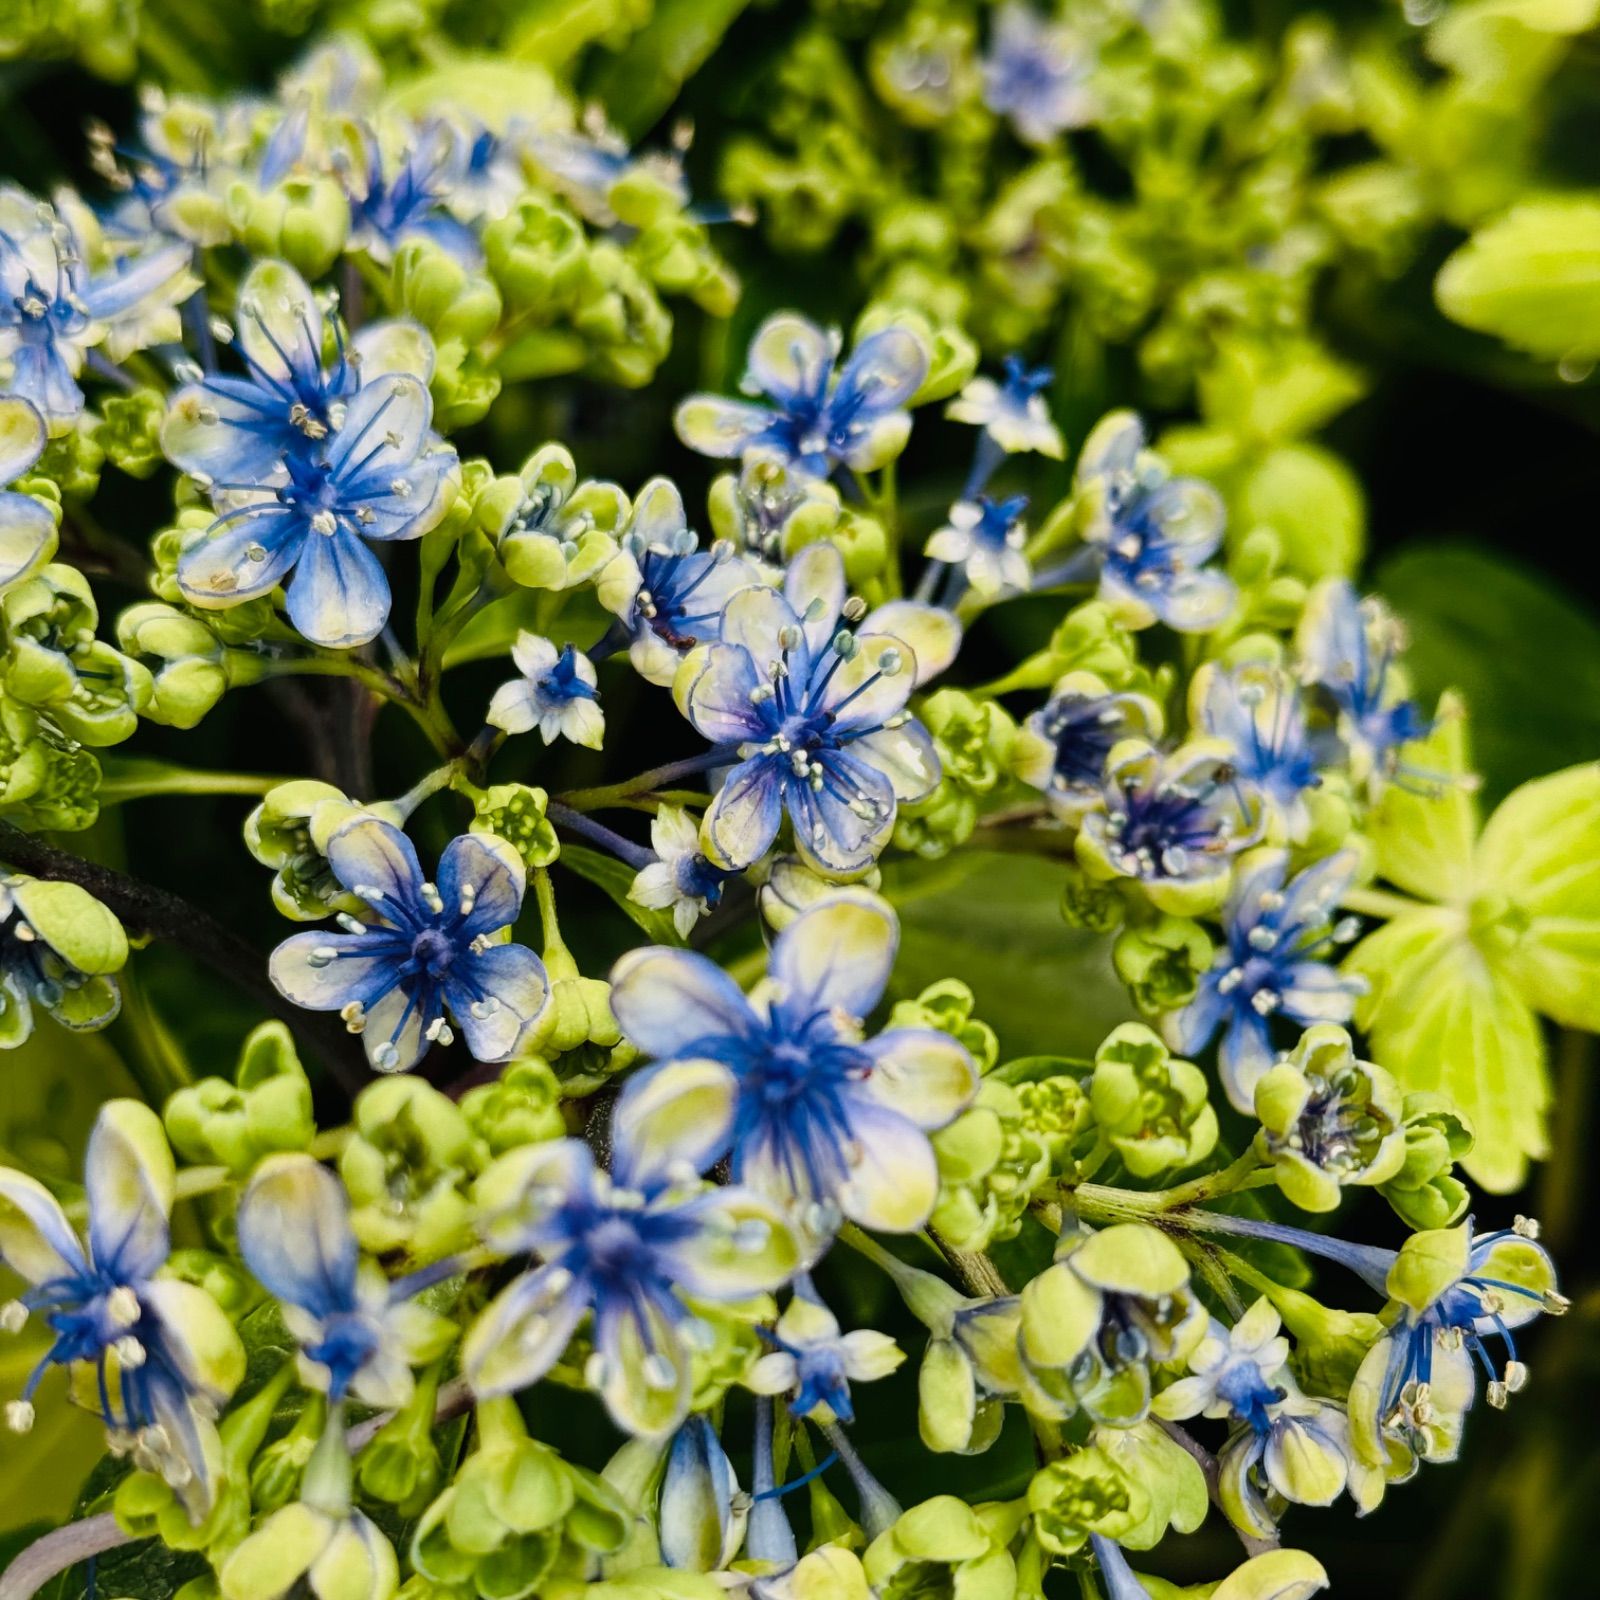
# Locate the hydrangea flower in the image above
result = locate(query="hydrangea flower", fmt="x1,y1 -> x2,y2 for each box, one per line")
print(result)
675,312 -> 928,480
527,119 -> 690,228
0,1101 -> 245,1516
1069,411 -> 1234,633
1169,850 -> 1364,1110
343,120 -> 483,264
487,633 -> 605,750
659,1414 -> 747,1572
269,816 -> 550,1073
628,805 -> 732,939
678,543 -> 958,875
1013,670 -> 1163,819
236,1153 -> 455,1407
1296,579 -> 1430,791
596,477 -> 763,687
924,493 -> 1031,596
946,357 -> 1064,459
0,185 -> 195,427
1077,739 -> 1262,916
1,872 -> 127,1047
495,443 -> 627,592
1190,661 -> 1322,838
0,395 -> 57,590
462,1099 -> 799,1436
982,5 -> 1096,147
609,895 -> 978,1235
747,1278 -> 904,1422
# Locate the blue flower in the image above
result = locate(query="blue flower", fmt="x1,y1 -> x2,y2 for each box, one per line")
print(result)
924,493 -> 1032,596
629,805 -> 733,940
461,1098 -> 799,1437
0,1102 -> 245,1515
1068,411 -> 1235,633
1191,662 -> 1323,838
487,632 -> 605,749
343,121 -> 483,265
1169,849 -> 1364,1111
237,1154 -> 455,1408
659,1414 -> 747,1571
946,356 -> 1064,460
527,119 -> 691,228
0,395 -> 57,587
1014,671 -> 1163,819
609,895 -> 978,1235
0,186 -> 195,427
597,477 -> 763,686
675,313 -> 928,480
1296,579 -> 1431,792
747,1277 -> 903,1422
982,4 -> 1096,147
678,543 -> 958,874
1076,740 -> 1262,916
269,816 -> 551,1073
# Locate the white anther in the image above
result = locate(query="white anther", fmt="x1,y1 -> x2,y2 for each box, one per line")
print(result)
5,1400 -> 35,1434
106,1287 -> 141,1330
114,1336 -> 147,1369
0,1301 -> 27,1334
310,510 -> 338,536
419,881 -> 445,914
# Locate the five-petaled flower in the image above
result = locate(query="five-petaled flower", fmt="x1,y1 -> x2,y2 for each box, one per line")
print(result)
269,815 -> 551,1073
675,312 -> 928,480
462,1095 -> 799,1436
924,493 -> 1032,596
488,632 -> 605,749
747,1276 -> 903,1422
678,543 -> 958,875
982,4 -> 1096,147
1013,670 -> 1162,819
1168,849 -> 1365,1111
0,1101 -> 245,1517
1191,661 -> 1323,839
946,356 -> 1064,460
237,1153 -> 455,1407
628,804 -> 732,939
608,894 -> 978,1236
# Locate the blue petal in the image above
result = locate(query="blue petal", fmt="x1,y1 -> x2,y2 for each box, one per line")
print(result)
787,750 -> 896,875
701,755 -> 786,870
325,817 -> 425,917
437,832 -> 525,938
442,941 -> 550,1061
176,503 -> 304,610
681,644 -> 769,746
610,945 -> 760,1061
236,1155 -> 358,1319
325,374 -> 432,483
674,396 -> 784,460
832,327 -> 927,418
85,1102 -> 173,1283
269,930 -> 404,1011
770,897 -> 897,1024
286,525 -> 393,648
1219,1013 -> 1277,1114
81,239 -> 192,319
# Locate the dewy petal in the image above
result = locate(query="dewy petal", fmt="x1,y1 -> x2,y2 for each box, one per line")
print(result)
682,643 -> 770,745
442,942 -> 550,1061
1154,568 -> 1236,635
656,1187 -> 799,1298
746,313 -> 834,407
162,377 -> 296,485
610,1058 -> 739,1189
834,1095 -> 939,1233
701,755 -> 786,871
832,327 -> 928,417
594,1289 -> 693,1437
270,930 -> 401,1011
463,1261 -> 592,1397
859,1027 -> 978,1130
813,633 -> 916,731
0,490 -> 56,588
437,831 -> 525,938
473,1138 -> 595,1255
287,525 -> 393,648
769,897 -> 898,1023
233,259 -> 323,384
236,1154 -> 359,1319
325,816 -> 424,913
849,720 -> 941,803
862,601 -> 961,685
362,984 -> 430,1074
324,373 -> 431,485
788,750 -> 896,875
0,394 -> 46,481
176,504 -> 304,609
783,542 -> 848,664
0,1169 -> 88,1286
674,395 -> 780,459
610,945 -> 760,1059
86,1101 -> 174,1282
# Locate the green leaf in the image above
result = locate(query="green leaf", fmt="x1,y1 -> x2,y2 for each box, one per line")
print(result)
1436,195 -> 1600,362
1234,443 -> 1365,581
1367,693 -> 1478,903
556,843 -> 684,946
1376,545 -> 1600,807
881,852 -> 1136,1059
1474,762 -> 1600,1030
442,587 -> 609,669
590,0 -> 754,138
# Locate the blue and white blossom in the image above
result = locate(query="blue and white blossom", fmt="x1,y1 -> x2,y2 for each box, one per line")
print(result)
487,632 -> 605,750
659,1414 -> 748,1572
924,493 -> 1031,597
945,356 -> 1064,460
747,1277 -> 904,1422
1014,671 -> 1163,819
678,543 -> 958,875
236,1153 -> 455,1408
1066,411 -> 1235,633
342,119 -> 484,265
628,804 -> 732,939
982,4 -> 1096,147
1169,849 -> 1365,1111
597,477 -> 763,687
675,312 -> 929,480
609,895 -> 978,1235
0,395 -> 56,587
0,1102 -> 245,1516
462,1101 -> 798,1437
269,816 -> 550,1073
1191,661 -> 1323,839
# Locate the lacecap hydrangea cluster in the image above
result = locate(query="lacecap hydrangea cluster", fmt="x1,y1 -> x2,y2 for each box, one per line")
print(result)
0,18 -> 1593,1600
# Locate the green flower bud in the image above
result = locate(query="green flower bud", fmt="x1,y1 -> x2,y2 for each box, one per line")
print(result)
920,690 -> 1017,796
888,978 -> 998,1071
1253,1025 -> 1406,1213
1113,916 -> 1213,1015
31,420 -> 104,500
1379,1093 -> 1474,1231
864,1496 -> 1017,1600
1089,1024 -> 1218,1179
572,243 -> 672,387
250,1396 -> 326,1514
220,1501 -> 398,1600
391,240 -> 503,345
496,445 -> 627,592
1026,1448 -> 1148,1557
931,1080 -> 1052,1250
0,700 -> 101,834
483,196 -> 588,315
1,873 -> 126,1046
628,213 -> 739,317
233,176 -> 351,280
459,1058 -> 566,1156
340,1076 -> 485,1262
1259,1282 -> 1382,1397
471,784 -> 560,871
245,780 -> 404,922
94,388 -> 167,478
893,782 -> 979,859
1093,1421 -> 1209,1550
115,602 -> 229,728
1014,1072 -> 1095,1168
1059,863 -> 1125,932
756,858 -> 884,930
780,502 -> 887,586
357,1371 -> 444,1513
164,1020 -> 316,1173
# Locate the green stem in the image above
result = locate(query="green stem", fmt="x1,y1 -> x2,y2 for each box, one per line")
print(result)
1341,886 -> 1429,920
95,767 -> 289,804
